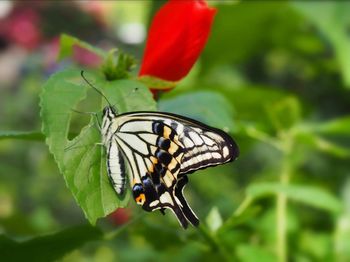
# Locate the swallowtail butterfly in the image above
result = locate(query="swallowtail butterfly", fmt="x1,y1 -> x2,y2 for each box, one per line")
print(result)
82,72 -> 239,228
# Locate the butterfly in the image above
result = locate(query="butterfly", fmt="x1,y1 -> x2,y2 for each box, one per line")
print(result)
82,72 -> 239,228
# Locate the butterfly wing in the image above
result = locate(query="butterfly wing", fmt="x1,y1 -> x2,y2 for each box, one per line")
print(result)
111,111 -> 239,228
106,137 -> 127,195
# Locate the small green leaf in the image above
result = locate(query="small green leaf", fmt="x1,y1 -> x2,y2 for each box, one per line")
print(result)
0,131 -> 44,141
335,214 -> 350,260
137,75 -> 179,90
58,34 -> 107,61
296,132 -> 350,158
246,182 -> 342,214
0,225 -> 102,262
101,50 -> 136,81
311,116 -> 350,136
158,91 -> 236,133
266,96 -> 301,131
40,69 -> 156,224
206,207 -> 223,233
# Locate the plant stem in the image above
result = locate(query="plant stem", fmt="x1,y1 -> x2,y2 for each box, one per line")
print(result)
276,140 -> 292,262
233,196 -> 253,217
197,225 -> 230,262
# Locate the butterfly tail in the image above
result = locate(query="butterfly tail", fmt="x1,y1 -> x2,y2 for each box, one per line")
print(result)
175,176 -> 199,227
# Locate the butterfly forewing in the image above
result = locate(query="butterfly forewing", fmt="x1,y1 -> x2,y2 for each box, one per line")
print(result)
101,108 -> 239,228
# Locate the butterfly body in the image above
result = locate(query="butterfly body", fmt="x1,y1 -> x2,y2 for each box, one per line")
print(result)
101,106 -> 239,228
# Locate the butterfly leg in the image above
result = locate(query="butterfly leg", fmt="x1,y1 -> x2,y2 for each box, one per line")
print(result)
71,108 -> 102,130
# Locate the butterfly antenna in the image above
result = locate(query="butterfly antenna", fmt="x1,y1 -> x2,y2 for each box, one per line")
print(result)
80,70 -> 112,107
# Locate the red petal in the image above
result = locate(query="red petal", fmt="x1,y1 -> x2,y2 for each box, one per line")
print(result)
139,0 -> 216,82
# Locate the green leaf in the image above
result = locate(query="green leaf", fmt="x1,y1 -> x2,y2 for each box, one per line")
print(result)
158,91 -> 236,133
0,131 -> 44,141
236,244 -> 276,262
266,96 -> 301,132
296,132 -> 350,158
299,231 -> 332,260
40,69 -> 156,224
101,49 -> 136,81
58,34 -> 107,61
293,2 -> 350,87
246,182 -> 342,214
41,70 -> 88,165
310,116 -> 350,136
220,206 -> 261,232
205,207 -> 223,233
0,224 -> 102,262
137,75 -> 179,90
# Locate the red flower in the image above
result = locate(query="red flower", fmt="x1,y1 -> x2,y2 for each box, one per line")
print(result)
139,0 -> 216,86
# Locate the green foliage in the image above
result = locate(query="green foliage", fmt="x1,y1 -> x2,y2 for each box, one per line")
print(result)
310,116 -> 350,135
138,75 -> 179,90
0,131 -> 44,141
0,225 -> 102,262
236,244 -> 276,262
40,70 -> 156,224
266,96 -> 301,132
293,2 -> 350,87
203,2 -> 303,71
58,34 -> 107,60
205,207 -> 223,233
246,182 -> 342,214
159,91 -> 236,132
101,50 -> 136,81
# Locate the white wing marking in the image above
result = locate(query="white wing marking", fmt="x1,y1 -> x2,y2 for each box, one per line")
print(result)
116,138 -> 140,184
117,132 -> 149,156
106,139 -> 125,194
119,120 -> 153,133
189,131 -> 204,146
138,133 -> 158,145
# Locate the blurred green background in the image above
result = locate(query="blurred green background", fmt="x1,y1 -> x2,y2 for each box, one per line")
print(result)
0,1 -> 350,262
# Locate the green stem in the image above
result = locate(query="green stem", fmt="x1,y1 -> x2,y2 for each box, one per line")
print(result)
197,225 -> 231,262
276,140 -> 292,262
233,196 -> 253,217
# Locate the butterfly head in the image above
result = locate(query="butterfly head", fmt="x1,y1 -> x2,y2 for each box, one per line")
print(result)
102,106 -> 118,117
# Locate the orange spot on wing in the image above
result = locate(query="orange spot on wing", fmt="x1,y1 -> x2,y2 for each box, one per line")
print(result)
135,193 -> 146,205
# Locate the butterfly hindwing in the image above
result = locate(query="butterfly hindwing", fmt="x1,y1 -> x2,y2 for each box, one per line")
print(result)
102,109 -> 239,228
